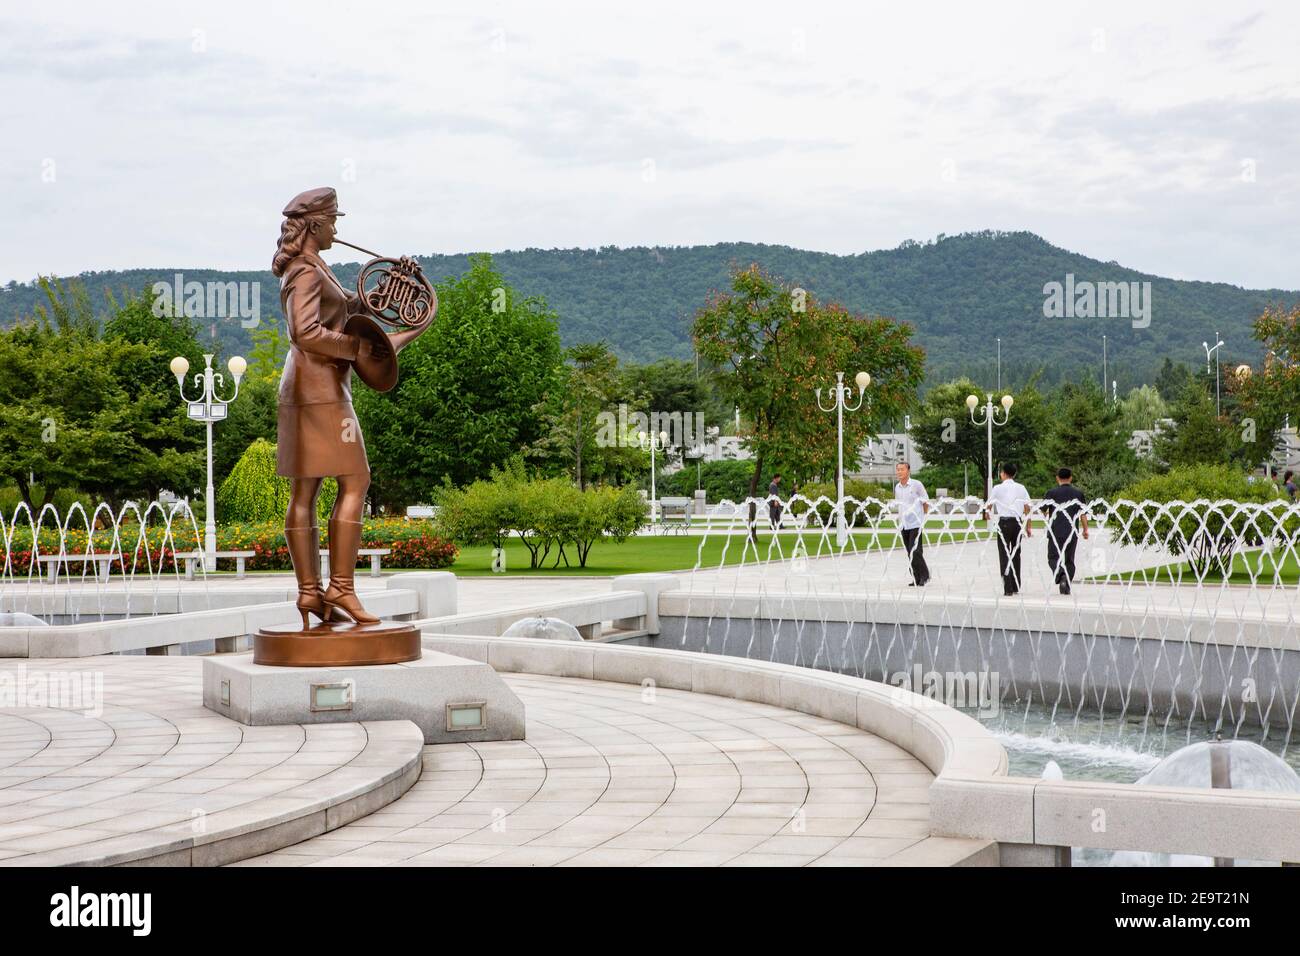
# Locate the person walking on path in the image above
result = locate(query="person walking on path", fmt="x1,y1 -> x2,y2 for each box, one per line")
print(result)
768,474 -> 784,531
1285,470 -> 1297,502
1040,467 -> 1089,595
894,461 -> 930,587
986,462 -> 1031,596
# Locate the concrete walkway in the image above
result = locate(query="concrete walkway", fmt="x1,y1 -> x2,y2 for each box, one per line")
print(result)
0,657 -> 422,866
237,673 -> 983,867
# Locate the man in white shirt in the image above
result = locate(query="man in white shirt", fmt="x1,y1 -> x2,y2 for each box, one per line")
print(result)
894,462 -> 930,587
985,462 -> 1032,596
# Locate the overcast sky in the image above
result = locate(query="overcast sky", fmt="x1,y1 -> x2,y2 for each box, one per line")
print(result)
1,1 -> 1296,289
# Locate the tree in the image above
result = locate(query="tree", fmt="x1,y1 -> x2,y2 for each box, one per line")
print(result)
692,265 -> 924,526
217,438 -> 336,523
1155,381 -> 1239,468
528,342 -> 631,488
1154,358 -> 1194,402
616,358 -> 731,435
1233,303 -> 1300,472
1116,384 -> 1169,437
0,282 -> 205,510
1043,381 -> 1132,473
911,377 -> 1051,495
353,254 -> 562,510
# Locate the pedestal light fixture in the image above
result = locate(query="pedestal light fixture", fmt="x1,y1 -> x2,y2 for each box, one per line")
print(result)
966,392 -> 1013,503
815,371 -> 871,547
171,353 -> 245,571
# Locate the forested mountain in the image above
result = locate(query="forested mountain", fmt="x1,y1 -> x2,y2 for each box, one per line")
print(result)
2,231 -> 1293,387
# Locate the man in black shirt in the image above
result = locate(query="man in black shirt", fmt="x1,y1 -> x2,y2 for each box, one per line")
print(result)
768,474 -> 783,530
1040,468 -> 1089,594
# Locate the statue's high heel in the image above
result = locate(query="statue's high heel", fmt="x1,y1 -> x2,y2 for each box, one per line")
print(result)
286,526 -> 336,630
322,518 -> 381,625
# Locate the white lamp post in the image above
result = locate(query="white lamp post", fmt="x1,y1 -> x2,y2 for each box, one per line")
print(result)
815,371 -> 870,547
639,429 -> 669,529
172,353 -> 245,571
967,392 -> 1013,503
1203,335 -> 1225,416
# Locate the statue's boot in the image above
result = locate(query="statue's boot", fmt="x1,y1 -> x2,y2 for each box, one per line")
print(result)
322,519 -> 381,625
286,525 -> 336,630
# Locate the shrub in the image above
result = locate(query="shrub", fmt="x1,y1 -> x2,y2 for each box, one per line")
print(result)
435,469 -> 647,569
1110,465 -> 1288,577
787,478 -> 889,528
217,439 -> 337,524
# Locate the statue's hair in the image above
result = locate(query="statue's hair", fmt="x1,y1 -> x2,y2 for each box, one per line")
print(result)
272,215 -> 326,276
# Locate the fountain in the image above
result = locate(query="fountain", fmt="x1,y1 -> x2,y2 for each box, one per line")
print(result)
649,492 -> 1300,769
1103,738 -> 1300,866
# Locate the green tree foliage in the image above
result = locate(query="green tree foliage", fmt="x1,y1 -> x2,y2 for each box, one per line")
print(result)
1111,464 -> 1284,576
213,376 -> 278,485
693,265 -> 925,511
434,461 -> 643,569
910,377 -> 1051,495
616,358 -> 732,434
354,254 -> 562,509
1232,303 -> 1300,471
1155,382 -> 1240,468
655,459 -> 755,502
528,342 -> 638,488
1116,384 -> 1169,437
1041,380 -> 1136,481
6,233 -> 1291,384
247,320 -> 290,385
217,438 -> 336,523
1154,358 -> 1194,402
0,281 -> 205,510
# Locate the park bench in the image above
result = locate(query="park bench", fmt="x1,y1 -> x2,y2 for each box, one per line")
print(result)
179,551 -> 258,579
36,553 -> 122,583
658,496 -> 693,534
320,548 -> 393,578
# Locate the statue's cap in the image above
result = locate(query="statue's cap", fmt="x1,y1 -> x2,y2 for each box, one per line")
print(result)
282,187 -> 344,218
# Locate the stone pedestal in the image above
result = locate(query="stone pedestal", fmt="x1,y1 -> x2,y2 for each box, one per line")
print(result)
202,651 -> 525,744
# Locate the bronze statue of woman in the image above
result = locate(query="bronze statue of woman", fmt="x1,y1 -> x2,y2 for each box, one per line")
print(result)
270,187 -> 433,630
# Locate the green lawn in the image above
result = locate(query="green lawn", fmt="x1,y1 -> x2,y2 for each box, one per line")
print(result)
448,528 -> 991,576
1090,549 -> 1300,586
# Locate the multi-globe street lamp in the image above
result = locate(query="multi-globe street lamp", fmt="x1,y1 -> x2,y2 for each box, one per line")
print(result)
638,429 -> 669,528
966,392 -> 1013,502
171,353 -> 246,571
815,370 -> 871,547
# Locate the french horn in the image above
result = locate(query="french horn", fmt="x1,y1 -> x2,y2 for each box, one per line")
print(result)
333,237 -> 437,330
333,238 -> 436,392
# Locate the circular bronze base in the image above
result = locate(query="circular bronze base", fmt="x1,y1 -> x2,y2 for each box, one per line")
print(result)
254,621 -> 421,667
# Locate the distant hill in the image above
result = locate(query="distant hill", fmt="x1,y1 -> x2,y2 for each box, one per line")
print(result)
2,231 -> 1293,387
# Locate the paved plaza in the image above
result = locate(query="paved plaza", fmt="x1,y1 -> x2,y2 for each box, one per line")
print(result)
238,671 -> 957,867
0,654 -> 993,867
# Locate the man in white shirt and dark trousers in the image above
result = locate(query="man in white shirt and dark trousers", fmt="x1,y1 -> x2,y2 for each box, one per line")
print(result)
986,462 -> 1032,596
894,462 -> 930,587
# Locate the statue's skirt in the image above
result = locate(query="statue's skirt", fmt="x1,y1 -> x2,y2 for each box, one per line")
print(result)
276,400 -> 369,478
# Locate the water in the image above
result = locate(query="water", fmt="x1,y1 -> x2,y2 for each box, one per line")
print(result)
987,704 -> 1300,782
0,499 -> 207,624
